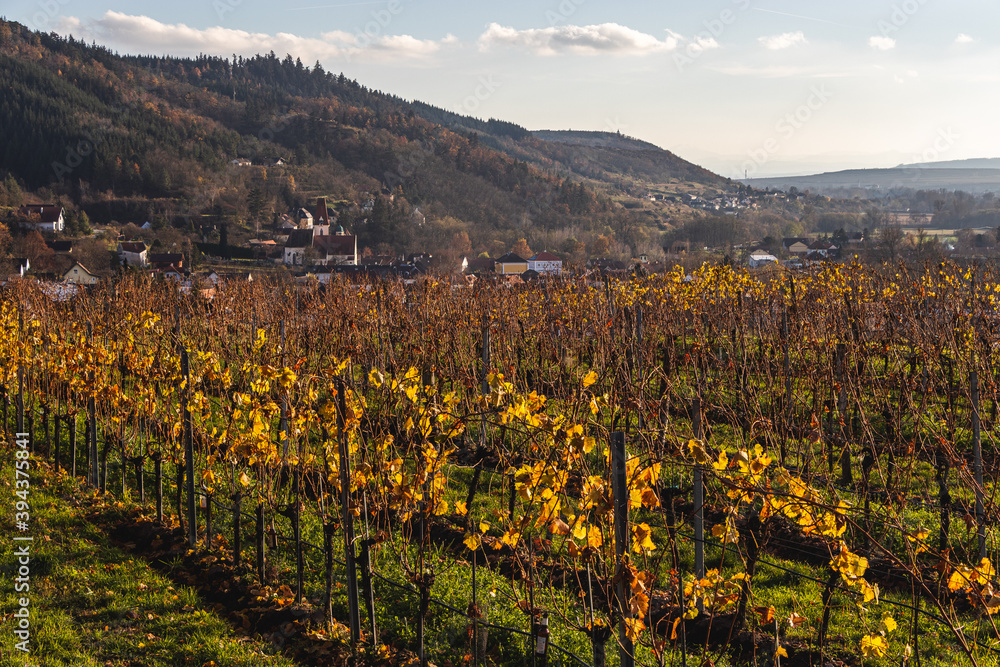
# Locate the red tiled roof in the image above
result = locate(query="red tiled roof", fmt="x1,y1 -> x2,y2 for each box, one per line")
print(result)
19,204 -> 63,223
315,197 -> 331,224
315,234 -> 356,256
530,251 -> 561,262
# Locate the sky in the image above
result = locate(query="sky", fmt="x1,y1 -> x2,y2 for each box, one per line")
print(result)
6,0 -> 999,178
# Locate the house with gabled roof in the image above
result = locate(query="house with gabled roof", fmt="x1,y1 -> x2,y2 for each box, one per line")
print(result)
748,250 -> 779,268
528,251 -> 562,276
63,261 -> 99,285
808,240 -> 838,258
496,252 -> 528,275
783,237 -> 810,254
117,241 -> 148,267
283,229 -> 314,265
314,229 -> 357,266
17,204 -> 64,233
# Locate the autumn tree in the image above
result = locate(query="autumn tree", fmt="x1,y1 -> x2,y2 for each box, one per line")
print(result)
10,230 -> 62,272
589,234 -> 612,258
73,237 -> 113,275
0,221 -> 11,257
512,237 -> 532,258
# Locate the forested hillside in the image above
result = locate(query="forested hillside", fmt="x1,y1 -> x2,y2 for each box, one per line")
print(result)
0,19 -> 721,259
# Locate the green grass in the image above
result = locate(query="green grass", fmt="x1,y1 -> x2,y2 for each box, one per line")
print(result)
8,397 -> 1000,667
0,449 -> 295,667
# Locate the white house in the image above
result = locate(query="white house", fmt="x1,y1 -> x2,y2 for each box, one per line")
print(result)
528,251 -> 563,276
283,229 -> 313,265
117,241 -> 148,267
18,205 -> 64,233
748,250 -> 779,268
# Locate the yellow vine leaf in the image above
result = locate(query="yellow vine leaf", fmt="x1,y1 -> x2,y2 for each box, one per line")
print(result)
860,634 -> 888,658
623,617 -> 644,642
632,523 -> 656,553
881,614 -> 897,634
687,439 -> 712,465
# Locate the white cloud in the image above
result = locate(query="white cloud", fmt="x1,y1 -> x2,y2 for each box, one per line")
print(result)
955,33 -> 975,44
869,36 -> 896,51
689,35 -> 720,53
758,31 -> 807,50
54,11 -> 455,62
477,22 -> 679,56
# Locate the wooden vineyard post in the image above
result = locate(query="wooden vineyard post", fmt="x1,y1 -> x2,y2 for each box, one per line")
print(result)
611,431 -> 635,667
471,550 -> 483,667
635,304 -> 644,431
94,430 -> 111,493
69,414 -> 77,478
324,521 -> 335,631
292,487 -> 304,604
668,488 -> 687,667
134,456 -> 144,503
972,370 -> 986,559
280,320 -> 289,460
53,411 -> 61,471
232,489 -> 242,567
88,397 -> 98,487
88,323 -> 98,489
338,379 -> 362,646
587,563 -> 611,667
205,494 -> 213,550
176,463 -> 185,536
781,306 -> 791,464
16,310 -> 23,434
692,397 -> 706,602
153,452 -> 163,522
836,342 -> 852,485
360,536 -> 377,643
481,315 -> 490,396
182,349 -> 197,547
42,404 -> 50,460
99,431 -> 108,494
256,504 -> 266,583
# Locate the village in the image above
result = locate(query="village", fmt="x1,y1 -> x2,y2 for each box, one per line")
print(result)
4,194 -> 975,296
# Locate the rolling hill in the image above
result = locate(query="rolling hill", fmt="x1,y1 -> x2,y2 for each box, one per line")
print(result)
0,18 -> 735,261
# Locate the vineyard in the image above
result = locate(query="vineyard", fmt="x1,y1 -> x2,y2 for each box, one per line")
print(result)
5,262 -> 1000,667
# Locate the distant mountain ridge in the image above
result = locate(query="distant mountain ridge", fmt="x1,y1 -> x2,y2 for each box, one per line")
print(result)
894,158 -> 1000,170
744,163 -> 1000,195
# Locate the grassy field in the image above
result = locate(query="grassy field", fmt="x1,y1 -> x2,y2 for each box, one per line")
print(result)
0,450 -> 296,667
